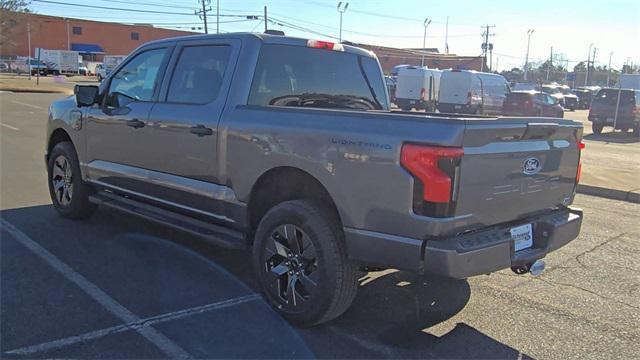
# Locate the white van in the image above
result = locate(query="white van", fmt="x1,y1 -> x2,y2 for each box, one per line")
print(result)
395,66 -> 442,111
437,70 -> 510,115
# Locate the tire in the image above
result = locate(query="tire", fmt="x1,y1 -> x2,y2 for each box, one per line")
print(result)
633,124 -> 640,138
252,200 -> 358,327
47,141 -> 97,219
592,122 -> 604,135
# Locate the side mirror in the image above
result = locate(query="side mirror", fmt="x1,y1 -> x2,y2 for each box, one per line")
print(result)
74,85 -> 99,107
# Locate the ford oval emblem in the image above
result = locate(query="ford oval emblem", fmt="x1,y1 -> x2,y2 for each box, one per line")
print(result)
522,157 -> 542,175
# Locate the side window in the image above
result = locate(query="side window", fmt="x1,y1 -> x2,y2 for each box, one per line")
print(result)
534,94 -> 545,103
546,95 -> 555,105
166,45 -> 231,104
106,48 -> 167,108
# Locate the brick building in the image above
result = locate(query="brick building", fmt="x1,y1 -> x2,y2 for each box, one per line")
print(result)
1,12 -> 196,60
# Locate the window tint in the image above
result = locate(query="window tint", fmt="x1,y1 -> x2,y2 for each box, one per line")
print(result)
248,44 -> 387,110
166,45 -> 231,104
594,89 -> 634,104
107,48 -> 167,107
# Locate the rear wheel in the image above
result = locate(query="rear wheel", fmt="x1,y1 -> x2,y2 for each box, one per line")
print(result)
252,200 -> 358,327
633,124 -> 640,138
592,122 -> 604,135
47,142 -> 97,219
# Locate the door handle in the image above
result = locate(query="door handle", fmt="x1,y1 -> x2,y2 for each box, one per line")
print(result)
126,119 -> 145,129
190,125 -> 213,136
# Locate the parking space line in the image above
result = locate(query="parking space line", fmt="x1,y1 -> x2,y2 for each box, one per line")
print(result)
10,100 -> 46,110
0,218 -> 191,359
5,294 -> 260,356
0,123 -> 19,131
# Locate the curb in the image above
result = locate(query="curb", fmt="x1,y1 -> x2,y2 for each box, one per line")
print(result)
577,184 -> 640,204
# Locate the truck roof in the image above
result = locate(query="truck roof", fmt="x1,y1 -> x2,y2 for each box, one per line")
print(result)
143,32 -> 377,58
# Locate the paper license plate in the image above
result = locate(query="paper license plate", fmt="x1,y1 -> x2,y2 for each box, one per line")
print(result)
511,224 -> 533,252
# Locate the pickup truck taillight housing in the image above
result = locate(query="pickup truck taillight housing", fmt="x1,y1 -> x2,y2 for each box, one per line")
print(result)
576,140 -> 585,183
401,144 -> 463,217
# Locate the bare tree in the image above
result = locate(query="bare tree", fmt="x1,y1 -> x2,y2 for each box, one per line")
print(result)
0,0 -> 31,55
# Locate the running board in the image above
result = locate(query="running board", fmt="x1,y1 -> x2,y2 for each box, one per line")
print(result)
89,191 -> 247,250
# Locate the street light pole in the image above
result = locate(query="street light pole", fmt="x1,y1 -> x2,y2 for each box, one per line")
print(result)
523,29 -> 534,81
585,43 -> 593,86
337,2 -> 349,43
421,18 -> 431,67
607,52 -> 613,86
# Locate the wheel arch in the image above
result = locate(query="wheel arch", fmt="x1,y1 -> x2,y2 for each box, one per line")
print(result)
47,128 -> 74,162
247,166 -> 343,243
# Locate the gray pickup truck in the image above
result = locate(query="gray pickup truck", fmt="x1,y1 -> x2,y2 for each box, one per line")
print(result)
46,33 -> 584,326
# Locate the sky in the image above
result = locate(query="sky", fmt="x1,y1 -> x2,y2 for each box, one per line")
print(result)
29,0 -> 640,71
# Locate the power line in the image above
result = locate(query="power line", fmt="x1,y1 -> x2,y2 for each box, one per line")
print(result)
32,0 -> 198,15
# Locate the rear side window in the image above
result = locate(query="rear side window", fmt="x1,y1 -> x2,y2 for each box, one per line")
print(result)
507,92 -> 532,101
166,45 -> 231,104
594,89 -> 634,104
248,44 -> 387,110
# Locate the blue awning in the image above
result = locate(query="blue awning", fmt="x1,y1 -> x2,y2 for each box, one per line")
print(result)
71,43 -> 105,54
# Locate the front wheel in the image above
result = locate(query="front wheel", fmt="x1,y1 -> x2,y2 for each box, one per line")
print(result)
252,200 -> 358,327
592,122 -> 604,135
47,142 -> 97,219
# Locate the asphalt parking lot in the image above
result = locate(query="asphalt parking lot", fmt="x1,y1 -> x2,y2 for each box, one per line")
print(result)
1,92 -> 639,359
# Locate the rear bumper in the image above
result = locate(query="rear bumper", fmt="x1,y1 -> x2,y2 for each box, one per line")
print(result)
588,115 -> 638,127
345,207 -> 582,278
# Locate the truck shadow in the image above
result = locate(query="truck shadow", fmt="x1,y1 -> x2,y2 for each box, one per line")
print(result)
584,132 -> 640,144
1,204 -> 530,359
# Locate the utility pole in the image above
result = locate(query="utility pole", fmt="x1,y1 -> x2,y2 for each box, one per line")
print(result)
546,46 -> 553,81
607,52 -> 613,86
590,47 -> 598,86
264,6 -> 268,32
523,29 -> 534,81
480,25 -> 495,72
421,18 -> 432,67
27,23 -> 32,80
444,16 -> 449,54
585,43 -> 593,86
216,0 -> 219,34
195,0 -> 211,34
66,18 -> 70,50
337,2 -> 349,43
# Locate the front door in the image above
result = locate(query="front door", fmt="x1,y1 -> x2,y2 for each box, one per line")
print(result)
84,46 -> 171,190
138,39 -> 239,215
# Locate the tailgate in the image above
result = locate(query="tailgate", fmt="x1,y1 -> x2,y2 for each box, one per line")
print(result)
456,118 -> 582,226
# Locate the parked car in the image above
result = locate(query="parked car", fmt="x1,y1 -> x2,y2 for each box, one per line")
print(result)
437,70 -> 510,115
49,33 -> 584,326
28,59 -> 48,76
78,63 -> 88,76
541,84 -> 578,111
384,75 -> 397,104
572,88 -> 593,109
588,87 -> 640,136
502,91 -> 564,118
0,62 -> 8,73
394,66 -> 441,111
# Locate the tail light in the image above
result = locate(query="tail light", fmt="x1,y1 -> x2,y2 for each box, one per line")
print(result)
420,88 -> 426,101
576,140 -> 585,183
401,144 -> 464,217
307,39 -> 344,51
